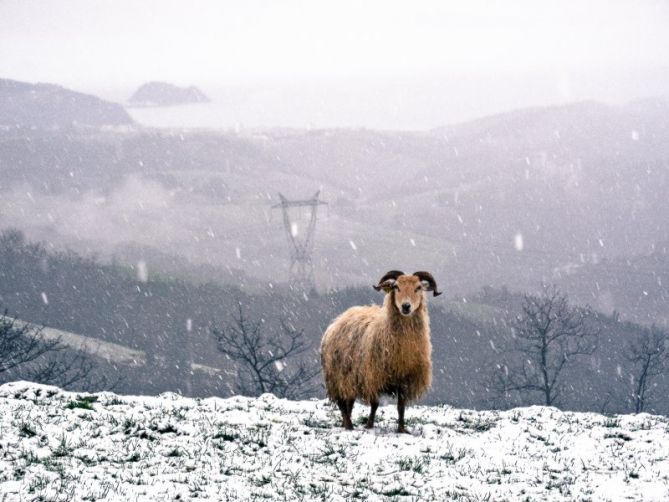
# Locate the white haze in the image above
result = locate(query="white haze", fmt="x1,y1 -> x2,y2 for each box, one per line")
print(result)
1,0 -> 668,128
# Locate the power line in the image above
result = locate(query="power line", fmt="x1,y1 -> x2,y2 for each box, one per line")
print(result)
272,191 -> 328,291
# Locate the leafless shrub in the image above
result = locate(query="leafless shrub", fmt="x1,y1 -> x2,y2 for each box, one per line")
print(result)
212,302 -> 319,399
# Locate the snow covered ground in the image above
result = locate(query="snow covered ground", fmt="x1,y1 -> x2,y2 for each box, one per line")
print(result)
1,382 -> 668,501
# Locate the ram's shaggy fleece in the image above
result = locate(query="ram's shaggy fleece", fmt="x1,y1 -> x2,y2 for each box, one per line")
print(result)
321,271 -> 440,432
321,292 -> 432,405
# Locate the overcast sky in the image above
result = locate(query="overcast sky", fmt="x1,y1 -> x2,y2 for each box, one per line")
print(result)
2,0 -> 668,127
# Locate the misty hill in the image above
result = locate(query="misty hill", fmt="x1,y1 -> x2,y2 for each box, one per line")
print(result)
0,79 -> 134,129
128,81 -> 210,106
0,98 -> 668,326
555,245 -> 669,326
2,381 -> 669,501
434,99 -> 669,145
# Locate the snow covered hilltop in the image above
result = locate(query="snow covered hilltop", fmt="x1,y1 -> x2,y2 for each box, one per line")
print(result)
1,382 -> 668,501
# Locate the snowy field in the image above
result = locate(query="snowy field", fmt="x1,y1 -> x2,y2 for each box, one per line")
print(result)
1,382 -> 668,501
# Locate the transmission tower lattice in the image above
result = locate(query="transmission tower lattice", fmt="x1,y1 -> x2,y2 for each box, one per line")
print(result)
272,191 -> 328,290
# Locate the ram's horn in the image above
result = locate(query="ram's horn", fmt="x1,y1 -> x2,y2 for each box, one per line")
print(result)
412,271 -> 442,297
373,270 -> 405,291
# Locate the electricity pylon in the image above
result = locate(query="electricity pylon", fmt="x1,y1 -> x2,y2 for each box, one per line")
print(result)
272,191 -> 327,291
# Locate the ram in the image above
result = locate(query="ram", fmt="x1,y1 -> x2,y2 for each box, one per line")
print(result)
320,270 -> 441,432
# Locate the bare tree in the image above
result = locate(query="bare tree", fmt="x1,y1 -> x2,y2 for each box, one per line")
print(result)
1,313 -> 111,391
26,347 -> 117,391
0,315 -> 60,377
211,303 -> 320,399
491,286 -> 599,406
626,326 -> 668,413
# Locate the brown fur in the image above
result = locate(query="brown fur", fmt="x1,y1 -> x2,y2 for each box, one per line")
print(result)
320,273 -> 436,431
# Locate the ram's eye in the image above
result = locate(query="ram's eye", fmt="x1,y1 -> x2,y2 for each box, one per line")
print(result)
392,284 -> 399,290
415,286 -> 421,292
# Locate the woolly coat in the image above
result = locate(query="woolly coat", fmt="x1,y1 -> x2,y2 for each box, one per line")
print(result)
320,291 -> 432,404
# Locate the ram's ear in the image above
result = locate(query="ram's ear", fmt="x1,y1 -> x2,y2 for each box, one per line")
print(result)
373,270 -> 404,293
373,278 -> 396,293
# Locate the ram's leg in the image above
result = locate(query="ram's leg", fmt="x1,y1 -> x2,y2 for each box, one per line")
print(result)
365,399 -> 379,429
337,399 -> 348,429
344,399 -> 355,430
397,393 -> 409,433
337,398 -> 354,430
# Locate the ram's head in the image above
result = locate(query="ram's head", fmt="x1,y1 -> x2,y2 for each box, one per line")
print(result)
373,270 -> 442,316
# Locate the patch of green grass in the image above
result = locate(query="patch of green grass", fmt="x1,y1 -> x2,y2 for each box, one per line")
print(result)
354,415 -> 369,426
27,474 -> 50,494
18,421 -> 37,438
404,416 -> 422,427
123,418 -> 137,433
52,434 -> 72,458
241,426 -> 269,448
312,441 -> 348,465
603,418 -> 620,428
254,473 -> 272,487
18,448 -> 39,466
457,412 -> 495,432
151,423 -> 178,434
301,413 -> 332,428
383,486 -> 412,497
65,396 -> 97,411
397,455 -> 429,474
605,432 -> 632,442
439,444 -> 468,463
213,428 -> 238,442
135,430 -> 156,441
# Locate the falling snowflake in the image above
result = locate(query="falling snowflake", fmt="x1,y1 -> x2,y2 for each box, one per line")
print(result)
136,261 -> 148,283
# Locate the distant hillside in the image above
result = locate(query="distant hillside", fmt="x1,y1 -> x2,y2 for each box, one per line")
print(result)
1,98 -> 668,323
0,79 -> 134,128
128,81 -> 210,106
555,246 -> 669,326
433,99 -> 669,149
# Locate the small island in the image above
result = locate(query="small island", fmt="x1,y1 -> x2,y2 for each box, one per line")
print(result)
127,82 -> 211,107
